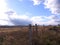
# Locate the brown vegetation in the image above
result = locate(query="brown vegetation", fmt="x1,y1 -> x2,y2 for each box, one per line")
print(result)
0,25 -> 60,45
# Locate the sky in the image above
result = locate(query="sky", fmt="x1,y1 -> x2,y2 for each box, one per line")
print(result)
0,0 -> 60,25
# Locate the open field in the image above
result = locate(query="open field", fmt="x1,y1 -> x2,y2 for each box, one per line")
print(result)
0,26 -> 60,45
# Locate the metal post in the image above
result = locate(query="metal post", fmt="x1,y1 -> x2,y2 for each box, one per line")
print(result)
29,24 -> 32,45
35,24 -> 38,36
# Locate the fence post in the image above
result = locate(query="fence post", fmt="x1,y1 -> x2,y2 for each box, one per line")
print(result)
29,24 -> 32,45
35,24 -> 38,36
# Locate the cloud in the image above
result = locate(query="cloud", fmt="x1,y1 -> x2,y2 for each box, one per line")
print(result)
0,20 -> 14,25
0,0 -> 11,25
0,0 -> 60,26
31,0 -> 43,5
31,15 -> 60,25
5,10 -> 60,25
5,11 -> 32,25
0,0 -> 32,26
44,0 -> 60,15
51,15 -> 60,24
9,14 -> 32,25
0,0 -> 7,14
31,0 -> 60,14
9,18 -> 32,25
1,10 -> 60,25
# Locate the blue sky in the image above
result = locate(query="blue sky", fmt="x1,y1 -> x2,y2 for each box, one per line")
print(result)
0,0 -> 60,25
7,0 -> 51,16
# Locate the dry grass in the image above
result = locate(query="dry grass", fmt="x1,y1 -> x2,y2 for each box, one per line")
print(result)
0,26 -> 60,45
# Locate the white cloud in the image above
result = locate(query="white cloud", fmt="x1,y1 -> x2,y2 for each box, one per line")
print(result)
6,10 -> 59,25
5,11 -> 32,25
0,0 -> 7,14
0,0 -> 60,25
0,0 -> 11,25
0,20 -> 14,25
31,0 -> 60,14
0,0 -> 32,26
31,15 -> 60,25
0,0 -> 16,25
8,12 -> 59,25
44,0 -> 60,15
31,0 -> 43,5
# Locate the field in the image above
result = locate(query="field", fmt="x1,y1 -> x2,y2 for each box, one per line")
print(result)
0,25 -> 60,45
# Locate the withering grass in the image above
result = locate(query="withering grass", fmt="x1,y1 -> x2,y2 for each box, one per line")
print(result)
0,26 -> 60,45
